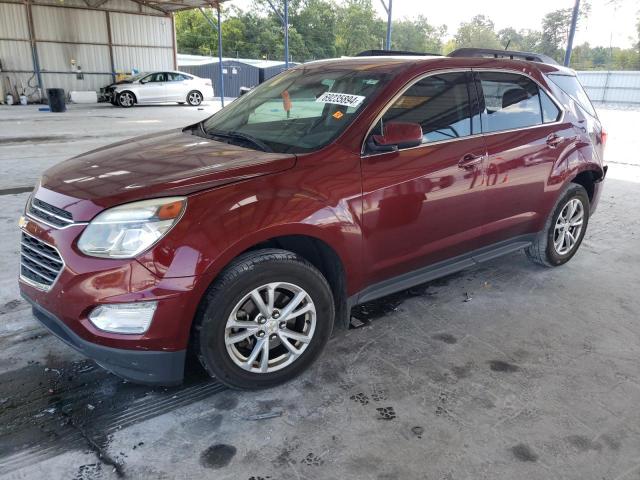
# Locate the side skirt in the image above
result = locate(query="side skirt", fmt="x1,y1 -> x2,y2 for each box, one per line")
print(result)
348,234 -> 536,308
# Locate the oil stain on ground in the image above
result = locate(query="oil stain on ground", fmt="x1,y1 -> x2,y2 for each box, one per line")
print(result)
350,273 -> 463,323
432,333 -> 457,344
200,444 -> 237,469
511,443 -> 538,462
0,358 -> 224,476
489,360 -> 520,373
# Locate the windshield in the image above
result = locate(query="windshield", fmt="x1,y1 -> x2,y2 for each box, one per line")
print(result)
127,73 -> 148,82
201,67 -> 389,153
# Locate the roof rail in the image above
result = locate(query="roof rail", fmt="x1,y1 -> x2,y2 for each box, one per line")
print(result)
356,49 -> 441,57
448,48 -> 559,65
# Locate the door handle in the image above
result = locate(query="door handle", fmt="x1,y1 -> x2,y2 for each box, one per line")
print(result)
546,133 -> 563,148
458,153 -> 484,169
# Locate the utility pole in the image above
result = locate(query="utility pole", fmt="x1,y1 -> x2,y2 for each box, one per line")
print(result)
564,0 -> 580,67
380,0 -> 392,50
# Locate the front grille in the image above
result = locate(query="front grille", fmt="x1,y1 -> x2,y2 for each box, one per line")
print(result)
20,233 -> 64,290
28,198 -> 74,228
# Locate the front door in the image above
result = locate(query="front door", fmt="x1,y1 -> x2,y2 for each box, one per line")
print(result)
361,71 -> 488,286
139,72 -> 167,102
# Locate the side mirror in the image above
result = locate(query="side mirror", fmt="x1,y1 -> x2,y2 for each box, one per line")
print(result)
369,122 -> 423,152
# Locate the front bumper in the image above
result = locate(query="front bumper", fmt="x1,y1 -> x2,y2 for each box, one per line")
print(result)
22,291 -> 186,385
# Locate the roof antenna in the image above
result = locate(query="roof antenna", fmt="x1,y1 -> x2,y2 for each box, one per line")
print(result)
504,40 -> 511,50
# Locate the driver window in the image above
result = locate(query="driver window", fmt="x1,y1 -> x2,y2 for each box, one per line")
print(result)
376,72 -> 478,145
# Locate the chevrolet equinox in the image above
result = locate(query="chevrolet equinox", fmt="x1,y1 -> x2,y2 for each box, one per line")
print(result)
19,49 -> 607,389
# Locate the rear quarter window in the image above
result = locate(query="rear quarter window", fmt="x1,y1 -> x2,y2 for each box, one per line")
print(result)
547,74 -> 597,118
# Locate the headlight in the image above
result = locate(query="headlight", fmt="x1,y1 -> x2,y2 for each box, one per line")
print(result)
78,197 -> 186,258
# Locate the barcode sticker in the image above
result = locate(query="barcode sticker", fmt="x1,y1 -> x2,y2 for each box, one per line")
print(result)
316,92 -> 366,108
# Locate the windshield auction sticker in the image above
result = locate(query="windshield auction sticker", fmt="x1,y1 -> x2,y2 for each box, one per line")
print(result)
316,92 -> 365,108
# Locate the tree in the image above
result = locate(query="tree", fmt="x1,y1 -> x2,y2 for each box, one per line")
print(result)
175,9 -> 217,56
291,0 -> 337,60
454,15 -> 501,50
334,0 -> 385,56
540,2 -> 591,62
391,15 -> 446,53
498,27 -> 541,52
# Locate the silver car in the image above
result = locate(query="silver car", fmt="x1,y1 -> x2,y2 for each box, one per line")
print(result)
109,71 -> 214,108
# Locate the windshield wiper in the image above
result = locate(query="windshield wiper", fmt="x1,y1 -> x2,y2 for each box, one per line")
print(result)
198,124 -> 273,153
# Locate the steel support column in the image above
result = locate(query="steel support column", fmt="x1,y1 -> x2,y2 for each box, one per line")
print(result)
216,4 -> 224,106
380,0 -> 392,50
284,0 -> 289,67
564,0 -> 580,67
266,0 -> 290,68
106,11 -> 116,82
25,0 -> 43,100
199,6 -> 224,106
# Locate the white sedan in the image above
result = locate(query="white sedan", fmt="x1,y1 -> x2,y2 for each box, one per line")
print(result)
108,71 -> 214,107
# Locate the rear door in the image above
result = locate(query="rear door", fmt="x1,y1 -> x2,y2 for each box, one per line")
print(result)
474,70 -> 569,243
360,71 -> 488,286
165,72 -> 188,101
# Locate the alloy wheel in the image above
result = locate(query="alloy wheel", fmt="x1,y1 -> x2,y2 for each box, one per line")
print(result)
188,92 -> 202,106
224,282 -> 316,373
553,198 -> 584,255
119,92 -> 133,107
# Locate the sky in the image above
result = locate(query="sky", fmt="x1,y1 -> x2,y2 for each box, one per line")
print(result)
232,0 -> 640,49
372,0 -> 639,49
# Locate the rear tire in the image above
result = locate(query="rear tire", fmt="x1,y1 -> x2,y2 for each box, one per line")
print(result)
193,249 -> 334,390
187,90 -> 203,106
526,183 -> 590,267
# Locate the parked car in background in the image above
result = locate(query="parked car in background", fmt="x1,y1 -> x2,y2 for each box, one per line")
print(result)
105,71 -> 214,107
19,49 -> 606,390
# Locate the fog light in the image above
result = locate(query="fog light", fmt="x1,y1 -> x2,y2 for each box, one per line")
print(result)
88,302 -> 157,334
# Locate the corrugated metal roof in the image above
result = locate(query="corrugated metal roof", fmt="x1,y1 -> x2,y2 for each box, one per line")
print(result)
40,72 -> 113,93
0,3 -> 29,40
110,12 -> 173,47
0,40 -> 33,70
32,6 -> 109,43
37,42 -> 112,72
113,45 -> 174,71
135,0 -> 226,12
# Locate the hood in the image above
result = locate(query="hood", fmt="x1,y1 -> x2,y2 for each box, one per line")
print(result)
38,129 -> 297,221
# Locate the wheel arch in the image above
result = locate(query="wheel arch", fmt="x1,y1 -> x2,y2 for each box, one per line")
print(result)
569,167 -> 604,202
245,234 -> 350,330
193,230 -> 352,333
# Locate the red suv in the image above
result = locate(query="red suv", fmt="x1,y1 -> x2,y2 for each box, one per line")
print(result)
19,49 -> 606,389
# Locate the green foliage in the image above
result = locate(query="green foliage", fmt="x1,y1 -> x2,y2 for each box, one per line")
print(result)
454,15 -> 501,50
391,15 -> 446,54
540,2 -> 591,62
334,0 -> 385,56
174,0 -> 640,70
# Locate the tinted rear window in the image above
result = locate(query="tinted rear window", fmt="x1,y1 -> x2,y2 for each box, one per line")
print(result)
477,72 -> 543,133
547,74 -> 597,118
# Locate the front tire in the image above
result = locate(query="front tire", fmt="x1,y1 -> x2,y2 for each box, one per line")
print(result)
193,249 -> 334,390
527,183 -> 590,267
187,90 -> 203,106
117,91 -> 135,108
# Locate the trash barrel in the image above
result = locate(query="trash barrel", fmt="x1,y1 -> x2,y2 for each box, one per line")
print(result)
46,88 -> 66,112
